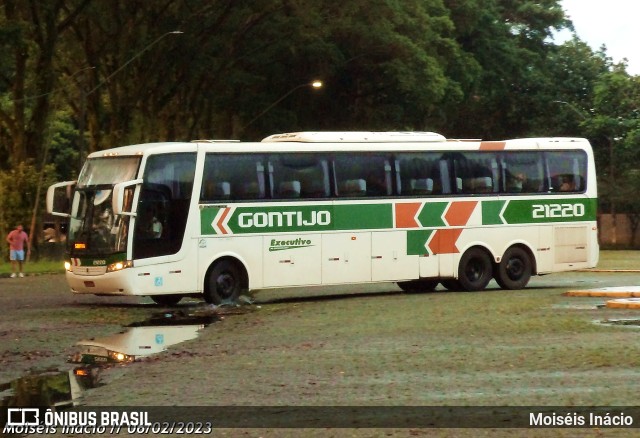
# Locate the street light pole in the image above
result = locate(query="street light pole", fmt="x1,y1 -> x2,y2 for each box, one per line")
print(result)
241,80 -> 323,132
79,30 -> 183,164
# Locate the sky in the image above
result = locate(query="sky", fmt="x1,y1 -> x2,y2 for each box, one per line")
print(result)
558,0 -> 640,75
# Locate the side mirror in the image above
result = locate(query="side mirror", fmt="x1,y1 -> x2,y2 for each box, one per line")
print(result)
112,179 -> 143,216
46,181 -> 76,217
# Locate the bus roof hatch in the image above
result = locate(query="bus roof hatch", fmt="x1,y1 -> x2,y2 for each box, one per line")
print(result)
262,131 -> 446,143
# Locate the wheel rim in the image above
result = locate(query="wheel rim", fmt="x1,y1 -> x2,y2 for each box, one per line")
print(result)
506,257 -> 524,280
465,258 -> 485,282
216,272 -> 236,298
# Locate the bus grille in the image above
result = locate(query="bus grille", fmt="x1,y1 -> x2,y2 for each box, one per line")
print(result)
71,266 -> 107,276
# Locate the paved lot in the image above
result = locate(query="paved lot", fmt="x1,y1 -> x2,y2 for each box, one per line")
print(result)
3,267 -> 640,437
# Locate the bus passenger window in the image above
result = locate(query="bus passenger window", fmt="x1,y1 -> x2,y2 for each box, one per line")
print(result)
545,150 -> 586,193
450,152 -> 498,194
501,151 -> 544,194
201,154 -> 266,201
269,154 -> 329,199
396,153 -> 442,196
409,178 -> 433,194
278,181 -> 301,198
334,154 -> 391,197
558,175 -> 576,192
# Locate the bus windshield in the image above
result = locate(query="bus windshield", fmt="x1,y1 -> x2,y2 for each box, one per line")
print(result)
69,157 -> 140,256
77,156 -> 140,187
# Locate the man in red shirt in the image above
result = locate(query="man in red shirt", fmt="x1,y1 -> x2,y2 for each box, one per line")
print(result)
6,224 -> 30,278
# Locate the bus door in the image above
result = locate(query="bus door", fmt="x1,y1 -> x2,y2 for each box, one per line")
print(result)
132,153 -> 198,293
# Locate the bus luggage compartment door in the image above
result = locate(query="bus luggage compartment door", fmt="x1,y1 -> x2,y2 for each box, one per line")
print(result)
371,231 -> 418,281
322,232 -> 371,284
262,235 -> 322,287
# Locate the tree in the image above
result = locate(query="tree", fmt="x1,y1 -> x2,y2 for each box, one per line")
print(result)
442,0 -> 569,138
0,0 -> 89,166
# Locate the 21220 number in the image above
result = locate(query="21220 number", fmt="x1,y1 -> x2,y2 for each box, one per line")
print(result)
532,203 -> 585,219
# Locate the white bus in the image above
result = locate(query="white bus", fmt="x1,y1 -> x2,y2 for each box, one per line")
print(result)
47,131 -> 598,305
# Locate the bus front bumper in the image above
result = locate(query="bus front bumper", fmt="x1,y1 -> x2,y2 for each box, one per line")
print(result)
66,269 -> 137,295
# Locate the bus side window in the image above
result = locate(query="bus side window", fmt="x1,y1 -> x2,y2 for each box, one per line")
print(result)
334,154 -> 391,197
269,154 -> 330,200
545,151 -> 587,193
452,152 -> 499,195
502,151 -> 545,194
396,153 -> 442,196
201,154 -> 266,201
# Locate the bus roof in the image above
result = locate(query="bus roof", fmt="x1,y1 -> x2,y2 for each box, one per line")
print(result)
87,134 -> 592,158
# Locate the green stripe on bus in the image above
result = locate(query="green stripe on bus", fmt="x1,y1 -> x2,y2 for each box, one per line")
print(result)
482,200 -> 506,225
201,203 -> 393,235
332,204 -> 392,230
407,230 -> 434,255
500,198 -> 597,224
200,197 -> 598,235
416,202 -> 447,227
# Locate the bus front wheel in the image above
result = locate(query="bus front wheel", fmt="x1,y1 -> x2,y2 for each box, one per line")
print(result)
204,260 -> 245,305
458,247 -> 493,291
495,246 -> 532,290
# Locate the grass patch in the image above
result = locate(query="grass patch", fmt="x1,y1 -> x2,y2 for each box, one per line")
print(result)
595,250 -> 640,270
0,259 -> 64,275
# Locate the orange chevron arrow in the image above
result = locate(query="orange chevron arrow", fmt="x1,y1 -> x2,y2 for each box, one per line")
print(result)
444,201 -> 477,226
395,202 -> 422,228
217,207 -> 231,235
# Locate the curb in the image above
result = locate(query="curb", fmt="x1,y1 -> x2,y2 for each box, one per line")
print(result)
606,298 -> 640,309
577,269 -> 640,273
564,286 -> 640,298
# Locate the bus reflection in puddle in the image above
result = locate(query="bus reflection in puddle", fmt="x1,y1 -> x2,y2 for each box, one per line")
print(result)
0,367 -> 100,409
71,310 -> 220,364
0,311 -> 220,410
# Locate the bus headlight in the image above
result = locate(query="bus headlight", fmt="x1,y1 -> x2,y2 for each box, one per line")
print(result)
64,261 -> 72,271
107,350 -> 134,363
106,260 -> 133,272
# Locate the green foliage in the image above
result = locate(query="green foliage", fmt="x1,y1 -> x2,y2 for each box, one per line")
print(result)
0,161 -> 57,255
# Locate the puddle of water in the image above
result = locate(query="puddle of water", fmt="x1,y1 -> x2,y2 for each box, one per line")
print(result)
597,318 -> 640,328
1,309 -> 222,411
71,310 -> 221,364
0,366 -> 100,409
551,303 -> 604,310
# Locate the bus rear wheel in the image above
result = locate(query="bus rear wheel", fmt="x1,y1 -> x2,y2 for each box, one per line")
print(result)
495,246 -> 532,290
458,247 -> 493,291
151,294 -> 182,306
204,260 -> 245,305
397,279 -> 439,293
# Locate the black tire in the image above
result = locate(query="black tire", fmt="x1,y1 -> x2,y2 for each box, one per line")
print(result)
457,247 -> 493,291
441,279 -> 463,291
204,260 -> 245,305
397,279 -> 439,293
150,294 -> 182,306
495,246 -> 532,290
